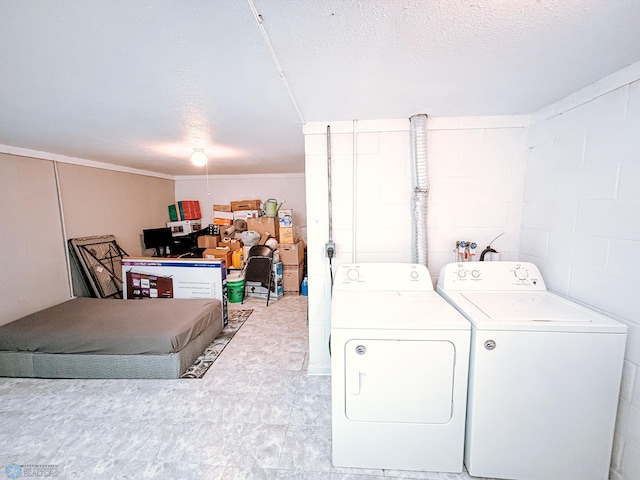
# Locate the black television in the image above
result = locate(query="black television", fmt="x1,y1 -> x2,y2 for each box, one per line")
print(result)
143,227 -> 173,257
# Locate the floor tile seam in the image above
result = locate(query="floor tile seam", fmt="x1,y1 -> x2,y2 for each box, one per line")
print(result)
272,418 -> 295,474
267,365 -> 307,473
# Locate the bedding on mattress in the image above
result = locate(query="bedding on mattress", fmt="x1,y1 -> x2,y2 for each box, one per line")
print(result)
0,297 -> 222,355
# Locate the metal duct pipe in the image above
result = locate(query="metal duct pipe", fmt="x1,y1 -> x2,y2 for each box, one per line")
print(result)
410,114 -> 429,267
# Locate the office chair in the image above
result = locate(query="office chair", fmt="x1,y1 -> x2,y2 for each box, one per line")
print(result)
241,245 -> 275,306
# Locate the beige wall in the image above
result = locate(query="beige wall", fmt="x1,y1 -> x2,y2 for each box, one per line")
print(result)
0,154 -> 71,325
0,155 -> 175,325
57,163 -> 174,256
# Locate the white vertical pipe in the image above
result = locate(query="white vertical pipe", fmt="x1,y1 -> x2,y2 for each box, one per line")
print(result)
53,161 -> 75,298
327,125 -> 333,244
410,114 -> 429,267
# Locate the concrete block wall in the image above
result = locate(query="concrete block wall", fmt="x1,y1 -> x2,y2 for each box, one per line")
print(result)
426,116 -> 529,273
522,64 -> 640,480
303,116 -> 529,374
303,61 -> 640,479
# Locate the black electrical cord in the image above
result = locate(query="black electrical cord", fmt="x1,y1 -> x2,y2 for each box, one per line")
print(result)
479,232 -> 504,261
329,255 -> 334,290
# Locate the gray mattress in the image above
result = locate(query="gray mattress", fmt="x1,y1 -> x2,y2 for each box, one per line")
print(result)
0,297 -> 223,379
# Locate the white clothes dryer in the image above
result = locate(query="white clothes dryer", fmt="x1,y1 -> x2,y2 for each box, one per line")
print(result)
331,263 -> 471,473
437,261 -> 627,480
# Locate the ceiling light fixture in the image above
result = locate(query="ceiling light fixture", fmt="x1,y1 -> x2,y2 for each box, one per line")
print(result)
191,148 -> 208,166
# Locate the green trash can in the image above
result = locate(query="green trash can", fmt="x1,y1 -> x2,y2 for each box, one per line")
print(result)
227,273 -> 245,303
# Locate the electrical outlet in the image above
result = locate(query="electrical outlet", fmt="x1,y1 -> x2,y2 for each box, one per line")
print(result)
325,241 -> 336,258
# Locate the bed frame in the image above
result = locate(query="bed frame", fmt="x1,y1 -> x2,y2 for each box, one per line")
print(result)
0,298 -> 223,379
0,321 -> 220,379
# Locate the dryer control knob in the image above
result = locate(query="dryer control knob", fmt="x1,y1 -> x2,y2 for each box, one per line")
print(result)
471,270 -> 480,278
457,270 -> 467,279
484,340 -> 496,350
514,268 -> 529,280
346,268 -> 359,281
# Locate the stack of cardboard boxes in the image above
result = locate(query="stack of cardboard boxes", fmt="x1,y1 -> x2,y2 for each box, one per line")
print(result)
198,199 -> 287,301
203,200 -> 265,269
174,199 -> 305,299
277,209 -> 306,294
242,202 -> 284,300
212,204 -> 233,226
237,200 -> 284,301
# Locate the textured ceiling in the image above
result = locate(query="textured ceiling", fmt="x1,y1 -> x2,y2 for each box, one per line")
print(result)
1,0 -> 639,176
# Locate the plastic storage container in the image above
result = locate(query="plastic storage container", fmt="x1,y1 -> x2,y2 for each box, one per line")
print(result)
227,273 -> 245,303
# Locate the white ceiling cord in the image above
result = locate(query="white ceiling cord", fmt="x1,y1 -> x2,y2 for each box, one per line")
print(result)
205,160 -> 210,196
247,0 -> 306,124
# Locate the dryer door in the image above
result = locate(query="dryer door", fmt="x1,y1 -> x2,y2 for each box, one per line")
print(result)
344,339 -> 455,424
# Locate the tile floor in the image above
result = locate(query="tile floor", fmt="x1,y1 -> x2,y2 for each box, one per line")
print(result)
0,295 -> 490,480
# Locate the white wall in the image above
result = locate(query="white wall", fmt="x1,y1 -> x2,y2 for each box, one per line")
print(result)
522,62 -> 640,480
305,60 -> 640,477
174,173 -> 307,237
303,116 -> 530,374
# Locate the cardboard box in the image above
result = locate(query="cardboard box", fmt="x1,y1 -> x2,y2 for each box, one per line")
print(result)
197,235 -> 219,248
257,233 -> 270,245
278,226 -> 294,244
167,219 -> 201,236
247,217 -> 279,238
213,218 -> 232,226
231,199 -> 261,211
283,261 -> 304,292
233,210 -> 261,220
213,209 -> 233,226
246,262 -> 284,300
121,257 -> 228,326
278,241 -> 305,266
203,247 -> 232,270
213,204 -> 231,212
219,238 -> 242,251
278,209 -> 293,227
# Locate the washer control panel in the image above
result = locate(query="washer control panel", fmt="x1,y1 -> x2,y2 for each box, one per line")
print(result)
334,263 -> 432,291
437,261 -> 546,291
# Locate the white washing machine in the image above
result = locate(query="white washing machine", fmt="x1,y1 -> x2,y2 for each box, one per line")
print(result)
437,261 -> 627,480
331,263 -> 471,473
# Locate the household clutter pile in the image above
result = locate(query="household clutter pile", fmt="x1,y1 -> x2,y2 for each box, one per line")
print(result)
166,200 -> 203,240
167,199 -> 306,302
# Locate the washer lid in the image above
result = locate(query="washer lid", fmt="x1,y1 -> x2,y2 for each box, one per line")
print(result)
331,290 -> 470,330
462,292 -> 590,321
452,291 -> 626,332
